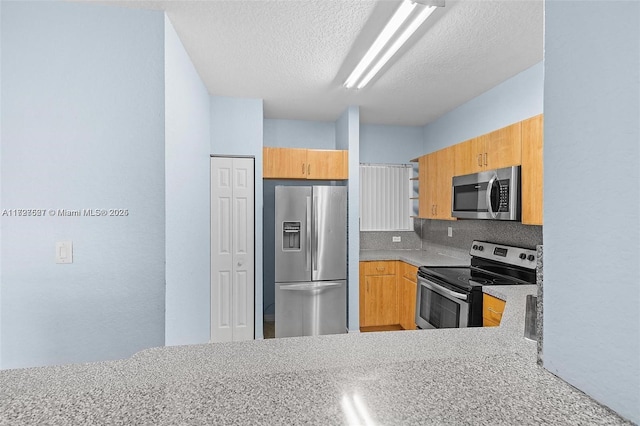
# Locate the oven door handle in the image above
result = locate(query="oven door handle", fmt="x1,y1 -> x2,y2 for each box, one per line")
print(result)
419,278 -> 468,300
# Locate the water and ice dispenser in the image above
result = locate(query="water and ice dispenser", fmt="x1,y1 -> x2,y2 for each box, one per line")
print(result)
282,221 -> 301,250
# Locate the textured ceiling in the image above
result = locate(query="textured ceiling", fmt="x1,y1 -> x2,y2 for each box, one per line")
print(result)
90,0 -> 543,126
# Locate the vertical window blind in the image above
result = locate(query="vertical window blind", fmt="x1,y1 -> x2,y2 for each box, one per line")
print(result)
359,164 -> 413,231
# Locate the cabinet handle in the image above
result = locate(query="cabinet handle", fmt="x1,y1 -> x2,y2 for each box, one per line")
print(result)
477,154 -> 482,166
484,153 -> 488,166
376,267 -> 385,272
308,164 -> 311,175
487,307 -> 503,315
302,163 -> 305,175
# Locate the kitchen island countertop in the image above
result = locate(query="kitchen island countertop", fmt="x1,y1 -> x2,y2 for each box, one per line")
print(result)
0,283 -> 631,425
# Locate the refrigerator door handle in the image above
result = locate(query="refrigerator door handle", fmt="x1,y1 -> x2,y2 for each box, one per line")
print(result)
306,196 -> 311,272
313,196 -> 319,272
280,282 -> 343,291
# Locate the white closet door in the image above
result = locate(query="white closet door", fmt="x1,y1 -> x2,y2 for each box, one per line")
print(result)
210,157 -> 254,343
231,159 -> 254,341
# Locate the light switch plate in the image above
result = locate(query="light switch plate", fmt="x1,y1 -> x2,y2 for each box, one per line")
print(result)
392,236 -> 401,243
56,241 -> 73,264
447,227 -> 453,237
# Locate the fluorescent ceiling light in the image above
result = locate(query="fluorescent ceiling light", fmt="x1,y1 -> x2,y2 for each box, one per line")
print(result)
344,0 -> 439,90
356,5 -> 436,89
343,0 -> 417,89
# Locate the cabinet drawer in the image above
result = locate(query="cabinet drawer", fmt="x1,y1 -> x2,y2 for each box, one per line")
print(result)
483,293 -> 506,325
363,261 -> 397,276
400,262 -> 418,282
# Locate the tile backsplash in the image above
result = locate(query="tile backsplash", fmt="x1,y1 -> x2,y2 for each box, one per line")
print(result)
420,219 -> 542,250
360,220 -> 422,250
360,219 -> 542,251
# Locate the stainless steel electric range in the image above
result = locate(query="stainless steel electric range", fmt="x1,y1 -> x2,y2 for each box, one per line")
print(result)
416,240 -> 537,329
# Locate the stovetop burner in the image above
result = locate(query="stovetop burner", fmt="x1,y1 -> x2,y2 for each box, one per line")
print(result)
418,241 -> 537,293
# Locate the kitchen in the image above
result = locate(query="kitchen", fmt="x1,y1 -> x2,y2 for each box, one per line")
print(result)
1,0 -> 638,425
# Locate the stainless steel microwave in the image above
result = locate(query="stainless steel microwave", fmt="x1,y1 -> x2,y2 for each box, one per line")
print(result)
451,166 -> 521,221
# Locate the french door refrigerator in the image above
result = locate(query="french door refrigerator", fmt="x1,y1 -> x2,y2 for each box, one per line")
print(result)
275,185 -> 347,338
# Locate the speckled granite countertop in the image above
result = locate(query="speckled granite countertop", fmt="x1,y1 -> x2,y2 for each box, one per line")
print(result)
360,243 -> 471,267
0,282 -> 631,425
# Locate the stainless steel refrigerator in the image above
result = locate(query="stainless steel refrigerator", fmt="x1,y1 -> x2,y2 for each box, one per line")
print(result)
275,185 -> 347,338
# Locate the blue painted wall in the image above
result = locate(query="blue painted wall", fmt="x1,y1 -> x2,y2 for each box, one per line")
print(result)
164,16 -> 211,346
0,0 -> 3,368
360,124 -> 424,164
423,61 -> 543,153
210,96 -> 264,339
543,1 -> 639,423
264,119 -> 335,148
0,1 -> 165,368
336,107 -> 360,332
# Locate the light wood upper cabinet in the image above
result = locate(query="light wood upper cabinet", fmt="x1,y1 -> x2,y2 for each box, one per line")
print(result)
521,114 -> 544,225
485,122 -> 522,170
454,122 -> 522,176
263,147 -> 307,179
434,147 -> 456,220
306,149 -> 348,180
454,136 -> 484,176
263,147 -> 348,180
418,116 -> 541,225
418,147 -> 456,220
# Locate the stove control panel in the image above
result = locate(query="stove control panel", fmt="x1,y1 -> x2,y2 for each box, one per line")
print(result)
470,240 -> 537,270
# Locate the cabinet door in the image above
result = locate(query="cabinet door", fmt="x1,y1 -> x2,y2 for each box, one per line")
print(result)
521,114 -> 544,225
359,263 -> 367,326
400,277 -> 417,330
263,147 -> 307,179
485,122 -> 522,170
482,293 -> 506,327
306,149 -> 348,180
434,146 -> 456,220
454,137 -> 484,176
364,274 -> 399,326
399,263 -> 418,330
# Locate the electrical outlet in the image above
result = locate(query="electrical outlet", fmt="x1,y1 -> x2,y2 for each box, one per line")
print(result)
392,236 -> 401,243
447,227 -> 453,238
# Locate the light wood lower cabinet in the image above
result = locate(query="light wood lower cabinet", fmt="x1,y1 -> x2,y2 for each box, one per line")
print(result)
399,262 -> 418,330
483,293 -> 506,327
359,261 -> 398,327
359,261 -> 417,330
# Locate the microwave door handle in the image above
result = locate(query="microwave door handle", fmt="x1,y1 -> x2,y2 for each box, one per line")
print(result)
486,174 -> 498,219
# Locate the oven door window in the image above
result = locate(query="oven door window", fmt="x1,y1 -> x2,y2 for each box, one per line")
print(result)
419,282 -> 468,328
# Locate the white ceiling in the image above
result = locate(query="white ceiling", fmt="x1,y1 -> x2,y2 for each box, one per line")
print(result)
93,0 -> 543,126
